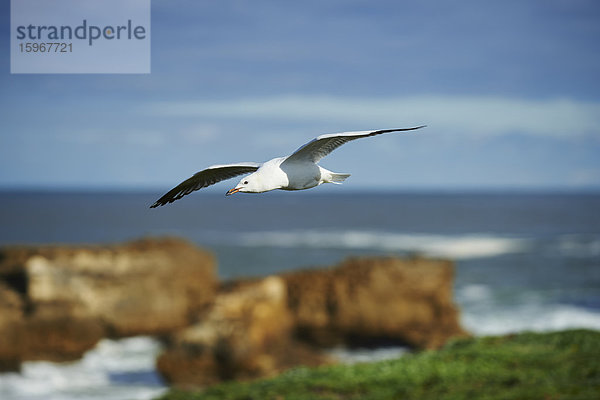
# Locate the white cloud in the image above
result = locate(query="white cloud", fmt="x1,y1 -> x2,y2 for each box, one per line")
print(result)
570,169 -> 600,186
57,129 -> 167,147
54,124 -> 219,148
143,95 -> 600,138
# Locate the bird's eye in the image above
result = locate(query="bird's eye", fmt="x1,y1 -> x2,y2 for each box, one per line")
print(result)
243,181 -> 248,185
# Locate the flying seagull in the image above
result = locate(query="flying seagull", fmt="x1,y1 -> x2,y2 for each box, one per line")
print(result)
150,126 -> 425,208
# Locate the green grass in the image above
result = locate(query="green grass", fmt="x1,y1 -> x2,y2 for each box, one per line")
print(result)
157,329 -> 600,400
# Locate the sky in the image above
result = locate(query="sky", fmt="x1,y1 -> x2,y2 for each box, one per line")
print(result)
1,0 -> 600,191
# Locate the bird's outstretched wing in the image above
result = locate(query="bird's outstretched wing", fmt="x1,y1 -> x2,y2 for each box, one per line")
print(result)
150,162 -> 261,208
284,126 -> 426,164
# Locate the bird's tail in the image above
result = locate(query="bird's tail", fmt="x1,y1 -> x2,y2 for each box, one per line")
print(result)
329,172 -> 351,184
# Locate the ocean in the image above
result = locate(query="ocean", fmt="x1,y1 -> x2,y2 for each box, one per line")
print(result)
1,190 -> 599,400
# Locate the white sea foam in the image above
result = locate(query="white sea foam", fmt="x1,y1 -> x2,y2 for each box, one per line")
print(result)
328,346 -> 409,364
238,230 -> 529,259
456,284 -> 494,303
461,303 -> 600,336
455,283 -> 600,335
0,337 -> 166,400
556,234 -> 600,257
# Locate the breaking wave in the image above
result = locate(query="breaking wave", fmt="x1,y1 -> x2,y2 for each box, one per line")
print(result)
555,234 -> 600,258
462,302 -> 600,336
0,337 -> 166,400
237,230 -> 529,260
456,284 -> 600,335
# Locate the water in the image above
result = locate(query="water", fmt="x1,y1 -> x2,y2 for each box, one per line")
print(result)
1,190 -> 599,399
0,337 -> 166,400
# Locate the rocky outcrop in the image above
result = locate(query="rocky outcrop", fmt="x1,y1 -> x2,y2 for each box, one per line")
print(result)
157,276 -> 329,387
0,277 -> 107,370
156,256 -> 468,387
284,257 -> 468,349
0,237 -> 468,385
0,282 -> 26,371
0,237 -> 216,370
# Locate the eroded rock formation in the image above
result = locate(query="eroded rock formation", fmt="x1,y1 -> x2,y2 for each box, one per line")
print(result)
0,237 -> 468,386
284,257 -> 467,349
156,256 -> 468,387
0,237 -> 216,370
157,276 -> 328,387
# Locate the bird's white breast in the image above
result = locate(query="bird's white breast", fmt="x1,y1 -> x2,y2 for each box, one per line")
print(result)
254,157 -> 290,191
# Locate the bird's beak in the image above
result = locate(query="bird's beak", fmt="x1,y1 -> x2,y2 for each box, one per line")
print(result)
226,187 -> 240,196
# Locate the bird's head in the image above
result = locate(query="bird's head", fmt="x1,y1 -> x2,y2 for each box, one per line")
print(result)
226,173 -> 261,195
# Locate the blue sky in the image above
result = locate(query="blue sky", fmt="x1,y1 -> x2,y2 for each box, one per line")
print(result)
1,0 -> 599,191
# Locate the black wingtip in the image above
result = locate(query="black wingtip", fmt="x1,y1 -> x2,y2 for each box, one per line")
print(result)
150,197 -> 171,208
375,126 -> 426,135
403,125 -> 427,131
150,198 -> 173,208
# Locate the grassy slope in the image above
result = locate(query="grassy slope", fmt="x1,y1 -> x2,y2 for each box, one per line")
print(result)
158,329 -> 600,400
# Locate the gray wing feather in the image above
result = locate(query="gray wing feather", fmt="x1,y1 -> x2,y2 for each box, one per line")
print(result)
150,162 -> 261,207
285,126 -> 425,164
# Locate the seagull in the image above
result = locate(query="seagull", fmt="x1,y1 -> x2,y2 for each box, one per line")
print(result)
150,126 -> 425,208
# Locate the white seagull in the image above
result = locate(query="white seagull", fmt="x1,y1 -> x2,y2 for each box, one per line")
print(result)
150,126 -> 425,208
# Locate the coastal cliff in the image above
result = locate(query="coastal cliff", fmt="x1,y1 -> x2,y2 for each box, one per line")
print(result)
284,257 -> 466,349
0,237 -> 216,369
0,237 -> 467,386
